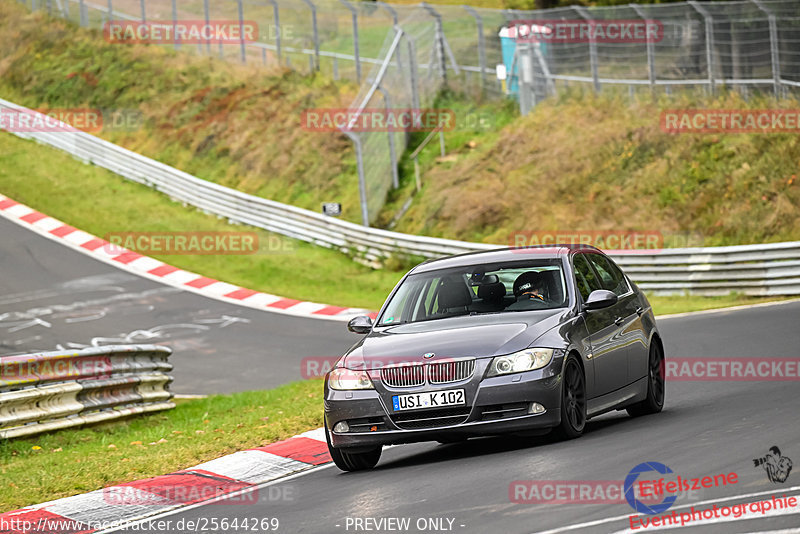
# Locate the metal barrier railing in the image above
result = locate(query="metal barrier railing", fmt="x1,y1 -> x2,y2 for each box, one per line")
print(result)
0,345 -> 174,439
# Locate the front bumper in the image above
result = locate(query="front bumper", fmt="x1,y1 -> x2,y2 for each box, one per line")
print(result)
325,356 -> 564,449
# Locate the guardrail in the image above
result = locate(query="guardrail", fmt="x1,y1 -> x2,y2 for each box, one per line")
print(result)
1,97 -> 799,297
0,345 -> 174,439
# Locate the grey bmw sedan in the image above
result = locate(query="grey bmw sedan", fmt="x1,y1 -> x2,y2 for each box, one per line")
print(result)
324,245 -> 665,471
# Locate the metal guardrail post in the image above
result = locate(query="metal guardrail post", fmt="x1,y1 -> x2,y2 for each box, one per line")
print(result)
237,0 -> 246,64
463,6 -> 486,88
689,1 -> 716,95
574,7 -> 600,93
267,0 -> 281,62
342,130 -> 369,226
300,0 -> 320,71
751,0 -> 781,96
630,4 -> 656,95
376,85 -> 399,190
339,0 -> 361,83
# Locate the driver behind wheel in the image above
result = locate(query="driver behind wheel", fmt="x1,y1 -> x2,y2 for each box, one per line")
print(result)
513,271 -> 548,303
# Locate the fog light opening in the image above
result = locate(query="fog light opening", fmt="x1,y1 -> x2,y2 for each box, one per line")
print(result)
333,421 -> 350,433
528,402 -> 546,415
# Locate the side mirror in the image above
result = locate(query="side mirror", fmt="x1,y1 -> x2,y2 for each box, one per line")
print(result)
584,289 -> 617,311
347,315 -> 373,334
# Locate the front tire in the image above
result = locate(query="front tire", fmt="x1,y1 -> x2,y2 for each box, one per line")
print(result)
325,417 -> 382,471
627,340 -> 665,417
552,355 -> 586,440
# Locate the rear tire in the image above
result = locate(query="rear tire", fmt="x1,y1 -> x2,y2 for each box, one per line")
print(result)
551,355 -> 586,440
627,340 -> 665,417
325,417 -> 382,471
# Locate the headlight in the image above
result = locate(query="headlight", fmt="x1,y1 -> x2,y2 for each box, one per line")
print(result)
486,348 -> 554,377
328,368 -> 374,390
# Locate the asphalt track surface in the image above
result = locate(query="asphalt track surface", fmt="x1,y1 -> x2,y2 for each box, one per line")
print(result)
154,300 -> 800,534
5,213 -> 800,533
0,217 -> 356,394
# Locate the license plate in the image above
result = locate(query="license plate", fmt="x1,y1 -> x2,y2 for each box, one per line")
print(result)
392,389 -> 465,411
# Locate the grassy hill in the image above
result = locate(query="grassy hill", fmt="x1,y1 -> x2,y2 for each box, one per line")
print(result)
1,1 -> 798,251
389,90 -> 800,247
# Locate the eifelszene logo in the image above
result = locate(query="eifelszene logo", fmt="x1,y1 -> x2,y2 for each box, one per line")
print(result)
624,462 -> 678,515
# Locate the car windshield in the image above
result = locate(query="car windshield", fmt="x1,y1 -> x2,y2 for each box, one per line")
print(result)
377,260 -> 568,326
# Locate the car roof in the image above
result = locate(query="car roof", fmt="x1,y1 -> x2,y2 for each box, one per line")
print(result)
409,244 -> 602,274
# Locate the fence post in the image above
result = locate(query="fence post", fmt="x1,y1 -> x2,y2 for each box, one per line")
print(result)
267,0 -> 281,63
301,0 -> 320,71
630,4 -> 656,95
518,45 -> 534,115
751,0 -> 781,96
339,0 -> 361,83
106,0 -> 112,22
342,131 -> 370,226
79,0 -> 86,26
377,85 -> 399,189
171,0 -> 179,51
574,7 -> 600,93
140,0 -> 145,21
421,3 -> 447,82
201,0 -> 210,54
236,0 -> 246,63
463,6 -> 487,88
407,36 -> 420,111
375,1 -> 397,25
688,1 -> 715,95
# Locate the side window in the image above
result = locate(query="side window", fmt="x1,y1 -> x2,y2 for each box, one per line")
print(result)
572,254 -> 602,302
587,254 -> 630,296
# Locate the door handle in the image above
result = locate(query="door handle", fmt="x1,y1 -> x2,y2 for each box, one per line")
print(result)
635,307 -> 644,316
614,316 -> 624,326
